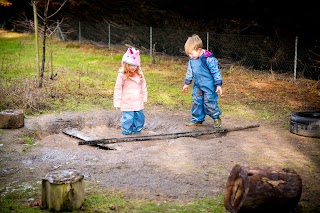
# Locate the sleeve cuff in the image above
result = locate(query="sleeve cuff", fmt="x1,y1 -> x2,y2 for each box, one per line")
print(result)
184,79 -> 192,85
215,80 -> 222,86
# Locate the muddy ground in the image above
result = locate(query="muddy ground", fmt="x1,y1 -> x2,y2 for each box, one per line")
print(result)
0,109 -> 320,212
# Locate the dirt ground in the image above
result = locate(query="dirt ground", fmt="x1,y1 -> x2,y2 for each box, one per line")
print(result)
0,108 -> 320,212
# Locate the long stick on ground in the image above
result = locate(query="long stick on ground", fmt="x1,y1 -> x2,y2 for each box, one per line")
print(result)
78,124 -> 260,146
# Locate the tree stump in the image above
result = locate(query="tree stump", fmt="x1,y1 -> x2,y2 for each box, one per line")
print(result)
0,109 -> 24,129
224,165 -> 302,213
41,169 -> 85,212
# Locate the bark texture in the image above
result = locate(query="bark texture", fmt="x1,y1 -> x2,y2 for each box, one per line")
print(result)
224,164 -> 302,213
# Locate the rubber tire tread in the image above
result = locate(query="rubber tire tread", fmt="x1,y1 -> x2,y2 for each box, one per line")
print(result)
289,111 -> 320,138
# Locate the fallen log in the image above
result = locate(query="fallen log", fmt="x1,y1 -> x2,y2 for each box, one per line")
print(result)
224,164 -> 302,213
78,124 -> 260,146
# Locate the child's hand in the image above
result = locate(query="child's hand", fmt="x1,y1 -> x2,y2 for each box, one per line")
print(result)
182,84 -> 189,94
216,86 -> 223,96
115,107 -> 120,110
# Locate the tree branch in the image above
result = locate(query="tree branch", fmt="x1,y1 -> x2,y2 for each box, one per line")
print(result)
47,0 -> 67,19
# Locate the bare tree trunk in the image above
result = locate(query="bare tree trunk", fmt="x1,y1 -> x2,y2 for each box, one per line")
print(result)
36,0 -> 66,87
39,0 -> 49,88
32,1 -> 40,83
39,22 -> 46,88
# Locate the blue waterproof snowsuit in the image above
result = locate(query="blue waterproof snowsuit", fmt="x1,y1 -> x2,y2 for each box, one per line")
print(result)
184,50 -> 222,123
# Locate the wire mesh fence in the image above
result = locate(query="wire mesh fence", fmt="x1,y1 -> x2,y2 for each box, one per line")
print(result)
58,20 -> 319,80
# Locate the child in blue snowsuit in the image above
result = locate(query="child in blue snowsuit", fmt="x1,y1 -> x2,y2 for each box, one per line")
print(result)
182,34 -> 223,128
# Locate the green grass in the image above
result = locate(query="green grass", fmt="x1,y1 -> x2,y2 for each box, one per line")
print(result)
1,29 -> 308,123
0,185 -> 227,213
22,136 -> 34,145
0,30 -> 193,114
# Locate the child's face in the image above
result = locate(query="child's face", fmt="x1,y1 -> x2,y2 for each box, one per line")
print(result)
129,65 -> 138,72
188,48 -> 202,59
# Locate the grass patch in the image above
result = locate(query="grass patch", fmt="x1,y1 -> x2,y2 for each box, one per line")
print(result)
21,135 -> 37,152
0,30 -> 191,114
1,29 -> 318,121
0,183 -> 42,213
0,30 -> 190,114
0,184 -> 227,213
22,136 -> 34,145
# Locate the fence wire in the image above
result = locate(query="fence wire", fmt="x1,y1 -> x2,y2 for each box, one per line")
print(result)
59,20 -> 319,80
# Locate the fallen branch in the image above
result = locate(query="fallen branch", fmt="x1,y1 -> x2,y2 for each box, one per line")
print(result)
78,124 -> 260,146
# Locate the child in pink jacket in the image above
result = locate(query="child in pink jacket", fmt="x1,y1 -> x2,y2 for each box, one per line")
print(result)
113,48 -> 148,135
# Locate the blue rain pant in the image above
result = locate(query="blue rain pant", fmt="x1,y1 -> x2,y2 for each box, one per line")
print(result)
121,110 -> 145,135
190,85 -> 221,123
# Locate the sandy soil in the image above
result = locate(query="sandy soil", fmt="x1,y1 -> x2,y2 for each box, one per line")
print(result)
0,109 -> 319,212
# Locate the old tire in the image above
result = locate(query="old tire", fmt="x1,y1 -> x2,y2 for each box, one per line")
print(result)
289,111 -> 320,138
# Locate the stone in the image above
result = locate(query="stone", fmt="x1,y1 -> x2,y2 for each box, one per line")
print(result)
0,109 -> 24,129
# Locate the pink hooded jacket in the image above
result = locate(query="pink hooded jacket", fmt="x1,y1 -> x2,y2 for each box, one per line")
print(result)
113,67 -> 148,111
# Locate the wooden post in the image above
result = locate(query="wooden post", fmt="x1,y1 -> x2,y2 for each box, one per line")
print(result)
224,165 -> 302,213
41,169 -> 85,212
0,109 -> 24,129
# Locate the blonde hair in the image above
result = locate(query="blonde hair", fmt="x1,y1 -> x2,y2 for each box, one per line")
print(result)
184,34 -> 203,55
123,63 -> 142,78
